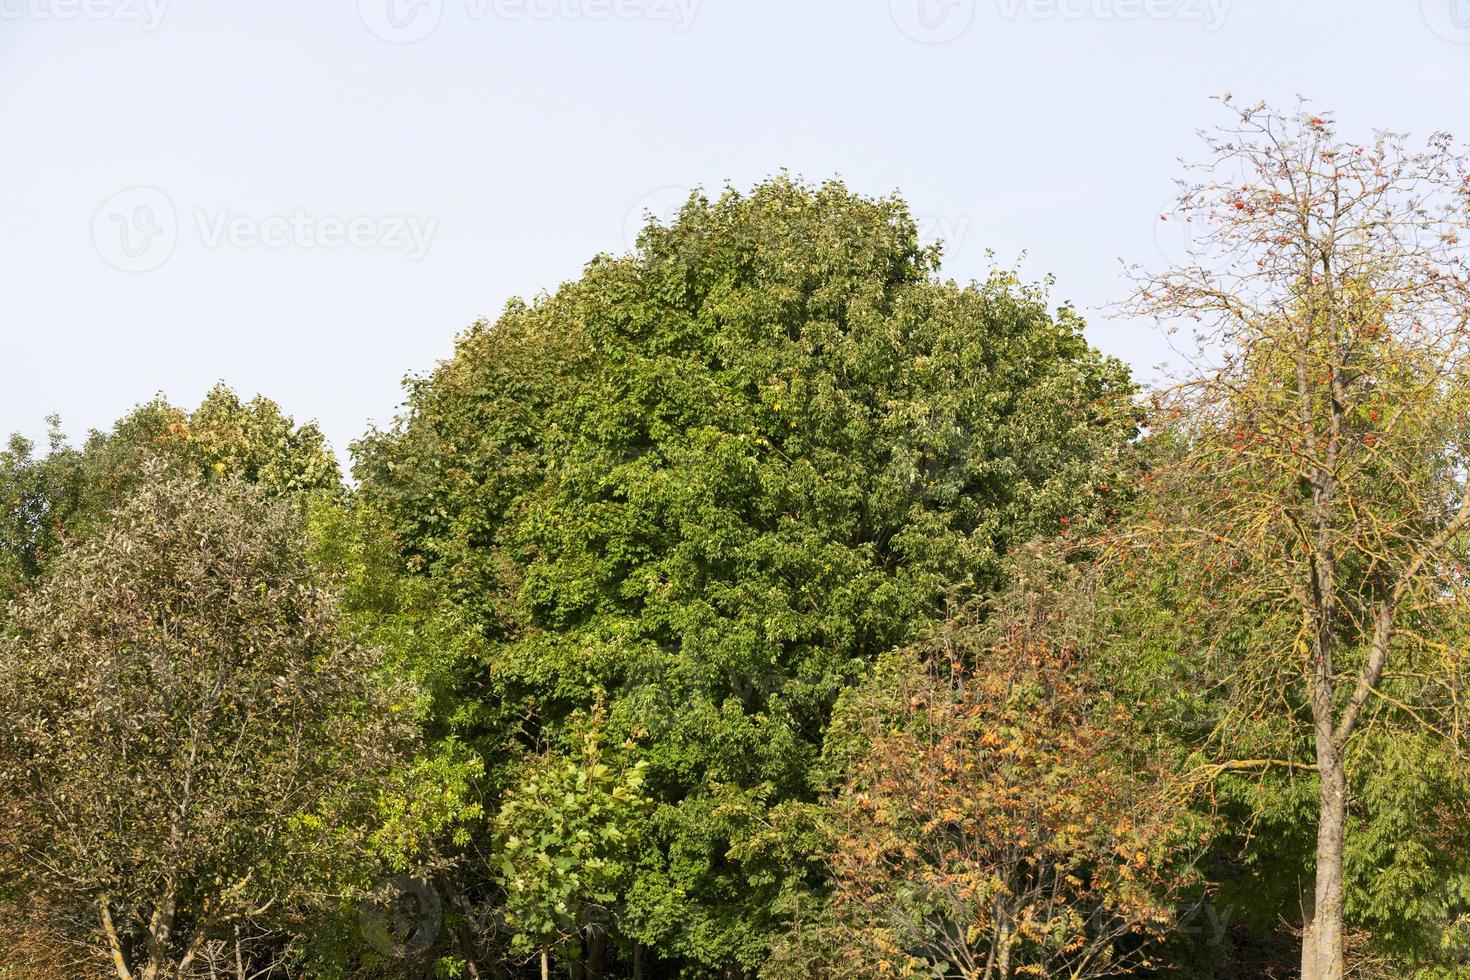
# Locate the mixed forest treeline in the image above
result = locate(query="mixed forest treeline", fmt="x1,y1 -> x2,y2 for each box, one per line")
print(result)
2,102 -> 1469,979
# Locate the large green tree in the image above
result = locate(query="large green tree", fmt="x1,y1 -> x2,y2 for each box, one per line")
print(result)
355,176 -> 1137,975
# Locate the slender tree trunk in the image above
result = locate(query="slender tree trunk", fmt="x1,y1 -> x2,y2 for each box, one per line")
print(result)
541,947 -> 550,980
1303,727 -> 1347,980
632,941 -> 643,980
585,924 -> 607,980
99,899 -> 136,980
1302,422 -> 1346,980
139,890 -> 177,980
995,931 -> 1014,980
981,910 -> 1012,980
174,928 -> 210,980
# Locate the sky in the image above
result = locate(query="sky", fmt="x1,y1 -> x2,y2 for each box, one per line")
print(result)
2,0 -> 1469,458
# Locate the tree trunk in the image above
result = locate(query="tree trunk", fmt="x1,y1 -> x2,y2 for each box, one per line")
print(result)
995,930 -> 1014,980
632,942 -> 643,980
1303,735 -> 1347,980
541,947 -> 550,980
99,899 -> 136,980
585,924 -> 607,980
1302,471 -> 1347,980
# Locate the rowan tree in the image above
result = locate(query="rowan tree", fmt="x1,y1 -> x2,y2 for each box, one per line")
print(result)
1122,99 -> 1470,980
795,557 -> 1195,980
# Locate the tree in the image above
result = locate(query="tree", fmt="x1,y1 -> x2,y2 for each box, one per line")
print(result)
0,420 -> 79,601
491,718 -> 653,980
1123,99 -> 1470,979
0,384 -> 339,605
0,471 -> 419,980
786,555 -> 1194,980
355,176 -> 1137,973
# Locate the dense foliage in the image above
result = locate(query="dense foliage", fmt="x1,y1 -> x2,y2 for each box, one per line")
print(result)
0,472 -> 421,978
353,176 -> 1137,975
492,718 -> 653,974
777,560 -> 1198,980
3,138 -> 1469,979
0,384 -> 339,605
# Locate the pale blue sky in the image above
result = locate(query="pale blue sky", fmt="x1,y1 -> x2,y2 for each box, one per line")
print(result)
3,0 -> 1468,455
